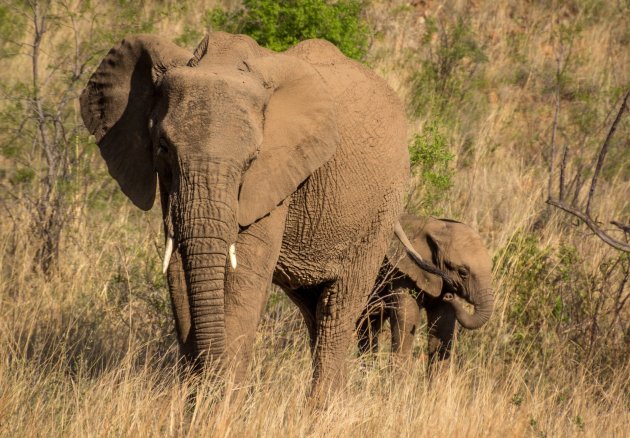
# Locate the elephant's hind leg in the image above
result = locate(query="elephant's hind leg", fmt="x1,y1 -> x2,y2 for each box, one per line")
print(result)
310,255 -> 385,402
223,203 -> 288,383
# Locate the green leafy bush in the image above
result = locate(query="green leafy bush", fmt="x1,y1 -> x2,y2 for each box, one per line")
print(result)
407,122 -> 454,215
205,0 -> 369,60
0,2 -> 27,57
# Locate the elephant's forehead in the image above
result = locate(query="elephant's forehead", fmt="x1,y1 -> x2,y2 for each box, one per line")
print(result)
160,67 -> 263,113
157,67 -> 265,145
447,228 -> 492,267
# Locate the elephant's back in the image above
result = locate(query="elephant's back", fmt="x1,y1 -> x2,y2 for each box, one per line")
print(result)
286,39 -> 408,174
277,40 -> 409,286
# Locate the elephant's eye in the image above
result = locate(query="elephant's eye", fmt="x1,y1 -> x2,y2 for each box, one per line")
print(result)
157,138 -> 169,156
458,267 -> 469,278
242,152 -> 257,172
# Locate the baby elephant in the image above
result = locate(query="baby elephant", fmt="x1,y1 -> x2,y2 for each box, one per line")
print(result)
357,214 -> 494,365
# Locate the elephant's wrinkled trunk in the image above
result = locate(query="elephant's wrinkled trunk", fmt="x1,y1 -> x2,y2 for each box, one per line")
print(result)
444,287 -> 494,330
174,160 -> 240,367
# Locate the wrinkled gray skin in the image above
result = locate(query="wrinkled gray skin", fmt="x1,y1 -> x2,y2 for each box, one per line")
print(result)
357,214 -> 494,366
80,32 -> 409,401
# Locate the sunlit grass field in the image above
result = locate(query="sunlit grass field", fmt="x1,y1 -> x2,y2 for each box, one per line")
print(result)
1,221 -> 628,436
1,215 -> 628,436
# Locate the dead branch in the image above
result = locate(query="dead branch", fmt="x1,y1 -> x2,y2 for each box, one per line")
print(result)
547,55 -> 561,200
559,144 -> 568,202
547,89 -> 630,253
2,0 -> 98,274
611,221 -> 630,234
586,90 -> 630,215
546,199 -> 630,252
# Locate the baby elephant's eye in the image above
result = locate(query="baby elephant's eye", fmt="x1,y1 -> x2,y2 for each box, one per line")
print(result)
157,138 -> 169,155
458,267 -> 469,278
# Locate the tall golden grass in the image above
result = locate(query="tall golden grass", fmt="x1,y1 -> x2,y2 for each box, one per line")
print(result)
1,219 -> 629,436
1,0 -> 629,436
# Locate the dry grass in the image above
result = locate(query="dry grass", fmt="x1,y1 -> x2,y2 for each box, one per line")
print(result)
1,0 -> 629,436
1,223 -> 629,436
1,187 -> 628,435
2,230 -> 629,436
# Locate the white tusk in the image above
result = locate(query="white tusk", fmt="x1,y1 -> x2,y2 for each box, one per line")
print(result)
162,236 -> 174,274
229,243 -> 237,270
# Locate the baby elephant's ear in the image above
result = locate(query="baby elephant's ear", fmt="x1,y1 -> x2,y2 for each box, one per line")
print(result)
237,55 -> 340,227
387,215 -> 443,297
388,236 -> 443,298
80,35 -> 191,210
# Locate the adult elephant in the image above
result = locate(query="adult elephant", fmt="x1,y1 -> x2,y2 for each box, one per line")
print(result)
80,32 -> 409,400
357,214 -> 494,366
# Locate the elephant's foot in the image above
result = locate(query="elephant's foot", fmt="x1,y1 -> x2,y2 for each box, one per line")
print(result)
309,360 -> 348,408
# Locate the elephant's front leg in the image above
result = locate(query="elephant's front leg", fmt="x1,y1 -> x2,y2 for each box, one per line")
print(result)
389,287 -> 422,360
224,203 -> 288,383
425,298 -> 457,370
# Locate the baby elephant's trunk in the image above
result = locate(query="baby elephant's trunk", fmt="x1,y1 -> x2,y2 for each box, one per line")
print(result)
443,288 -> 494,330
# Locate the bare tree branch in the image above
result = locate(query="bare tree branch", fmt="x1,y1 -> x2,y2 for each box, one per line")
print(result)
3,0 -> 92,274
547,86 -> 630,253
610,221 -> 630,234
547,57 -> 561,200
586,90 -> 630,215
546,199 -> 630,252
559,144 -> 568,202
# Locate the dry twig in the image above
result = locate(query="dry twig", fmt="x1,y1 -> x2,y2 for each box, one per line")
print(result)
547,90 -> 630,252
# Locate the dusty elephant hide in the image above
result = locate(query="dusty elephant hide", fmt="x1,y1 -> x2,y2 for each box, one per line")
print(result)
80,31 -> 410,402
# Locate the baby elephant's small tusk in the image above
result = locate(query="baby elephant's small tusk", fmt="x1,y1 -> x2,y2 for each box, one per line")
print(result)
162,236 -> 174,274
229,243 -> 237,270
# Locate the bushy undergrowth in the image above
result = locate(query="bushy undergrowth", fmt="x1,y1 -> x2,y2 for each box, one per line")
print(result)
492,231 -> 629,380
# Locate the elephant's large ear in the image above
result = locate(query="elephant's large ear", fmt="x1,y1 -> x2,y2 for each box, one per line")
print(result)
80,35 -> 191,210
388,216 -> 443,297
237,55 -> 339,226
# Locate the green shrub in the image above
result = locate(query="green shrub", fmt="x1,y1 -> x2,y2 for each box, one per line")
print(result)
407,122 -> 454,215
0,2 -> 27,58
205,0 -> 370,60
